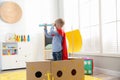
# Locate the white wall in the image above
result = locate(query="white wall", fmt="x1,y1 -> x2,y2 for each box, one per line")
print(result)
0,0 -> 59,60
25,0 -> 58,33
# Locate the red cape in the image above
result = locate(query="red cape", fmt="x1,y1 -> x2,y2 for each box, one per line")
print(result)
57,29 -> 68,60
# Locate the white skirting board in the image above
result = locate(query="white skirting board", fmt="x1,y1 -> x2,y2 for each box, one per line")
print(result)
94,67 -> 120,77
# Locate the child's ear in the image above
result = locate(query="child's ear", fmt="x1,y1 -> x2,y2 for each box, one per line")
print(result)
54,24 -> 56,26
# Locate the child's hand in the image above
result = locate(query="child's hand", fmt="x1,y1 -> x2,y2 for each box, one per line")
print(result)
44,24 -> 47,30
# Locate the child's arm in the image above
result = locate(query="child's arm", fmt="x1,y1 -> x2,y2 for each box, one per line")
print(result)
49,26 -> 58,36
44,26 -> 59,38
44,26 -> 52,38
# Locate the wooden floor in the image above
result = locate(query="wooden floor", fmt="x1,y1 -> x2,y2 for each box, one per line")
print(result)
93,71 -> 120,80
0,69 -> 120,80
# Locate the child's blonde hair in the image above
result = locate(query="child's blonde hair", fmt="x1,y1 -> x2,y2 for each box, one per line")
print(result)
55,18 -> 65,27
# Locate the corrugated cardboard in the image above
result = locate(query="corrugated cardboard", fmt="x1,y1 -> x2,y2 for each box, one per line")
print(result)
51,59 -> 84,80
26,61 -> 51,80
26,59 -> 84,80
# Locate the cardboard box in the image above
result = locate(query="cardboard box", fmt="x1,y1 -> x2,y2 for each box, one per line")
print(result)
26,61 -> 51,80
26,59 -> 84,80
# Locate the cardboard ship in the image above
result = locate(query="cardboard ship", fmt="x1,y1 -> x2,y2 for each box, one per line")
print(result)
26,58 -> 84,80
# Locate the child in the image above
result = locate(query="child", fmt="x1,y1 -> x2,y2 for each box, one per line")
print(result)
44,18 -> 68,61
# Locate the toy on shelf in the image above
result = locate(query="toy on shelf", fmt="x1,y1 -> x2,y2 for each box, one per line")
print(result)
21,35 -> 23,42
12,49 -> 17,55
24,35 -> 26,42
6,33 -> 16,42
39,24 -> 53,27
7,49 -> 10,55
27,35 -> 30,42
6,33 -> 30,42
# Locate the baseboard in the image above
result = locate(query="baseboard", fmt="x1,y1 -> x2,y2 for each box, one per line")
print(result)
94,67 -> 120,77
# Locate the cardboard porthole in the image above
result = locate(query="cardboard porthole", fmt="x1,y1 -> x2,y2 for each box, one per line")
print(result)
57,70 -> 63,77
0,1 -> 22,23
71,69 -> 77,76
35,71 -> 42,78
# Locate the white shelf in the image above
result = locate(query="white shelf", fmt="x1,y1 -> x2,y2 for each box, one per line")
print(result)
0,42 -> 33,71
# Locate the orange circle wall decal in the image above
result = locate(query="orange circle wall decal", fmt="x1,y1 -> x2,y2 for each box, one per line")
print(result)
0,1 -> 22,23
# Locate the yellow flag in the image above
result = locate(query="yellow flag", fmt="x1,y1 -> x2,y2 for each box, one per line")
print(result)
66,29 -> 82,53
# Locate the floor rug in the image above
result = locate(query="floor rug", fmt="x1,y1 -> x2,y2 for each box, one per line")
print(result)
0,70 -> 102,80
